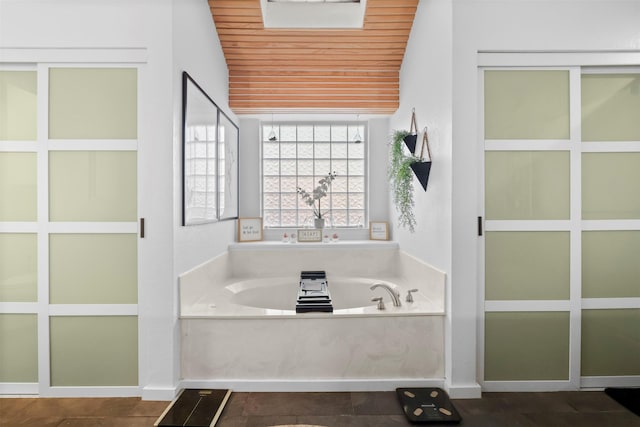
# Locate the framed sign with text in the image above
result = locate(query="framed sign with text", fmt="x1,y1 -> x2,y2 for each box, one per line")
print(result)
238,217 -> 263,242
370,221 -> 389,240
297,229 -> 323,242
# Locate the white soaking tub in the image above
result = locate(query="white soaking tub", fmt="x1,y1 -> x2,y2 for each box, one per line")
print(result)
179,244 -> 446,391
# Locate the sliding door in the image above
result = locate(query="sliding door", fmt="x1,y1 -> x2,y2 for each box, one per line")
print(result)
0,64 -> 139,395
481,67 -> 640,391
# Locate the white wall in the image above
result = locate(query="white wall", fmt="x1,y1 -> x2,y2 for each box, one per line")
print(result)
171,0 -> 236,398
239,118 -> 261,217
395,0 -> 640,397
172,0 -> 236,279
390,0 -> 461,395
390,0 -> 453,272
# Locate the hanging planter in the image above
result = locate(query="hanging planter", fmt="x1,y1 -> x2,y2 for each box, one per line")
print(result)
410,127 -> 432,191
403,108 -> 418,154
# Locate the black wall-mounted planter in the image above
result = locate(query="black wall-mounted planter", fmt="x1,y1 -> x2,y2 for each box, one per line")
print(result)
410,161 -> 431,191
403,133 -> 417,154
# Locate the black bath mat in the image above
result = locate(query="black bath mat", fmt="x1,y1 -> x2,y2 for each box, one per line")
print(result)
605,387 -> 640,416
396,387 -> 461,424
155,388 -> 232,426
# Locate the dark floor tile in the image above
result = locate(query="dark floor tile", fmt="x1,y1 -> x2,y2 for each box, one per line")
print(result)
457,412 -> 538,427
94,398 -> 142,417
0,398 -> 38,420
523,392 -> 585,413
21,397 -> 139,418
351,391 -> 404,415
216,415 -> 248,427
2,391 -> 639,427
335,414 -> 412,426
56,416 -> 160,427
456,392 -> 578,415
56,418 -> 109,426
453,395 -> 517,416
293,415 -> 349,427
0,416 -> 64,427
561,390 -> 632,412
221,392 -> 250,417
243,414 -> 298,427
242,392 -> 353,417
128,399 -> 169,417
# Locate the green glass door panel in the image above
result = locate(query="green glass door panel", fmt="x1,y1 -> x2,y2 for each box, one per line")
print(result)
0,152 -> 37,221
582,152 -> 640,220
50,316 -> 138,386
49,68 -> 137,139
582,309 -> 640,376
582,74 -> 640,141
486,231 -> 570,300
485,151 -> 570,220
485,311 -> 570,381
49,151 -> 137,222
582,231 -> 640,298
0,314 -> 38,382
0,233 -> 37,302
49,234 -> 137,304
0,71 -> 37,140
485,70 -> 570,140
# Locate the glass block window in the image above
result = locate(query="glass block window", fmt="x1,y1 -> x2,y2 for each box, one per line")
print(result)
262,122 -> 366,228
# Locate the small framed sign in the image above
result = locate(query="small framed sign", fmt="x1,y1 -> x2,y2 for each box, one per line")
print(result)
370,221 -> 389,240
238,217 -> 263,242
297,229 -> 322,242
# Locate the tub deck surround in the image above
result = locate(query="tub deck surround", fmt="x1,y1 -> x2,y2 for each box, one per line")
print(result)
178,243 -> 446,392
179,251 -> 231,310
228,241 -> 403,280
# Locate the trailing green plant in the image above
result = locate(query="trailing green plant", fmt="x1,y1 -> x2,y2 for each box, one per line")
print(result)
388,130 -> 417,232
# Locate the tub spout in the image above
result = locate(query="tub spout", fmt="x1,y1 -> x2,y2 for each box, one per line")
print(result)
370,283 -> 401,307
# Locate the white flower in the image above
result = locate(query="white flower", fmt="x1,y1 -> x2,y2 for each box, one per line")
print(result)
296,172 -> 337,219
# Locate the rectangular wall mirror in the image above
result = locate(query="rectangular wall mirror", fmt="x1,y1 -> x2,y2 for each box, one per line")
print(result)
182,71 -> 238,225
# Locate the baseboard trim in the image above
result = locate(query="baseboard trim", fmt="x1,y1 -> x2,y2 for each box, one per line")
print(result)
581,376 -> 640,389
42,386 -> 141,398
445,382 -> 482,399
180,378 -> 445,393
142,385 -> 178,401
0,383 -> 38,395
480,380 -> 574,393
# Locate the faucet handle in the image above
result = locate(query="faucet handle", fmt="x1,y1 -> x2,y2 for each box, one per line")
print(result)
406,289 -> 419,303
371,297 -> 385,310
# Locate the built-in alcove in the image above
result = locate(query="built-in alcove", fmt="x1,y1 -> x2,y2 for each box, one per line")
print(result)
178,243 -> 446,391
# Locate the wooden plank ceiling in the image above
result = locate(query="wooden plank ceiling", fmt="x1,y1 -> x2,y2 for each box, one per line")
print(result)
209,0 -> 418,114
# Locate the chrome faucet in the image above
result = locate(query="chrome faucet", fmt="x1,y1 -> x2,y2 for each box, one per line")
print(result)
370,283 -> 401,307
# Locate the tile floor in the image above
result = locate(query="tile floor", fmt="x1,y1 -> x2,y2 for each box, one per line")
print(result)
1,390 -> 639,427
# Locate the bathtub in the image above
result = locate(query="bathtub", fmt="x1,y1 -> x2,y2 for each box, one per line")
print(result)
180,252 -> 446,391
185,276 -> 443,318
